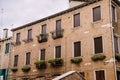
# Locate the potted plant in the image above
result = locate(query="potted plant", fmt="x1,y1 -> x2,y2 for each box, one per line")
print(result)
71,57 -> 82,64
115,53 -> 120,61
48,58 -> 63,67
11,67 -> 18,73
91,54 -> 106,61
34,60 -> 47,69
22,66 -> 31,72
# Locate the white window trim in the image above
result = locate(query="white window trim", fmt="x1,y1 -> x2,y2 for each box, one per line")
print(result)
39,48 -> 46,60
93,35 -> 104,54
72,40 -> 82,57
54,45 -> 62,58
94,69 -> 106,80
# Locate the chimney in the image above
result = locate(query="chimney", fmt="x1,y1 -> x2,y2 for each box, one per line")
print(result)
69,0 -> 89,7
3,28 -> 8,39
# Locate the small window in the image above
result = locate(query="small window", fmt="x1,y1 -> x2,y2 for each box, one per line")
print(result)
112,5 -> 116,21
55,46 -> 61,58
56,19 -> 61,31
27,29 -> 32,40
74,41 -> 81,57
41,24 -> 46,34
93,6 -> 101,22
95,70 -> 105,80
26,52 -> 31,65
94,36 -> 103,54
74,13 -> 80,27
16,33 -> 20,43
40,49 -> 45,60
5,43 -> 10,54
114,36 -> 119,53
0,45 -> 1,51
14,55 -> 18,67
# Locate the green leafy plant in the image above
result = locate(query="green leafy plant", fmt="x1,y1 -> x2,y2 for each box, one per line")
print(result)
115,54 -> 120,61
34,60 -> 47,69
48,58 -> 63,67
11,67 -> 18,73
91,54 -> 106,61
22,66 -> 31,72
71,57 -> 82,64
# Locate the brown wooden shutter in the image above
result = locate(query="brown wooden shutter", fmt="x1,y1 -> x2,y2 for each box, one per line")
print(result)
56,20 -> 61,31
26,52 -> 30,65
14,55 -> 18,67
74,13 -> 80,27
94,36 -> 103,54
96,70 -> 105,80
28,29 -> 32,40
41,49 -> 45,60
114,36 -> 119,53
93,6 -> 101,22
16,33 -> 20,43
112,5 -> 116,21
74,41 -> 81,57
41,24 -> 46,34
55,46 -> 61,58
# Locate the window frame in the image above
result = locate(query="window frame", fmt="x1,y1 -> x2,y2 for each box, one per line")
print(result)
111,4 -> 117,22
114,35 -> 119,53
73,13 -> 80,28
41,24 -> 47,34
16,32 -> 21,43
92,6 -> 101,22
73,41 -> 81,57
25,52 -> 31,65
13,55 -> 19,67
5,43 -> 10,54
93,36 -> 103,54
54,45 -> 61,58
94,70 -> 106,80
27,29 -> 32,40
40,49 -> 46,60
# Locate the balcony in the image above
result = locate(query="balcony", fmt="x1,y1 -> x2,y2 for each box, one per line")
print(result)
51,29 -> 64,39
37,34 -> 48,43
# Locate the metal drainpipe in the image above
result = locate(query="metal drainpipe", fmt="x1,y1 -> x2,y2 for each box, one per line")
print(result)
109,0 -> 117,80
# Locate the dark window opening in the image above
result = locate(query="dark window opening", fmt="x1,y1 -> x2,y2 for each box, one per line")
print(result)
27,29 -> 32,41
14,55 -> 18,67
5,43 -> 10,54
74,41 -> 81,57
55,46 -> 61,58
93,6 -> 101,22
16,33 -> 20,43
74,13 -> 80,27
26,52 -> 31,65
94,36 -> 103,54
114,36 -> 119,53
40,49 -> 45,60
95,70 -> 105,80
112,5 -> 116,21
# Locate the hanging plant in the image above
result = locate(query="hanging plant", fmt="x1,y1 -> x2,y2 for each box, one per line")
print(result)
115,54 -> 120,61
22,66 -> 31,72
34,60 -> 47,69
11,67 -> 18,73
71,57 -> 82,64
91,54 -> 106,61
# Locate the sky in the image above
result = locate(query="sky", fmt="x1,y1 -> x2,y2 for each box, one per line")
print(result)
0,0 -> 69,38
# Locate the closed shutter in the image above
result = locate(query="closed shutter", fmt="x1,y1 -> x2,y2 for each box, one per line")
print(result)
55,46 -> 61,58
41,49 -> 45,60
112,5 -> 116,21
41,24 -> 46,34
5,43 -> 10,54
26,52 -> 30,65
94,36 -> 103,54
28,29 -> 32,40
96,70 -> 105,80
14,55 -> 18,67
93,6 -> 101,22
16,33 -> 20,43
74,41 -> 81,57
74,13 -> 80,27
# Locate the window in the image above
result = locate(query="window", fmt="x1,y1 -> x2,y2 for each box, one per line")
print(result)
74,13 -> 80,27
95,70 -> 105,80
117,71 -> 120,80
93,6 -> 101,22
16,33 -> 20,43
74,41 -> 81,57
94,36 -> 103,54
22,78 -> 29,80
112,5 -> 116,21
40,49 -> 45,60
14,55 -> 18,67
55,46 -> 61,58
0,45 -> 1,51
26,52 -> 31,65
41,24 -> 46,34
56,20 -> 62,36
27,29 -> 32,40
5,43 -> 10,54
114,36 -> 119,53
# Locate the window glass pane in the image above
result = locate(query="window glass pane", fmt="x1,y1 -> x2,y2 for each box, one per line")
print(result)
5,43 -> 10,54
74,41 -> 81,57
95,70 -> 105,80
93,6 -> 101,22
26,52 -> 30,65
74,13 -> 80,27
41,49 -> 45,60
94,36 -> 103,54
55,46 -> 61,58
